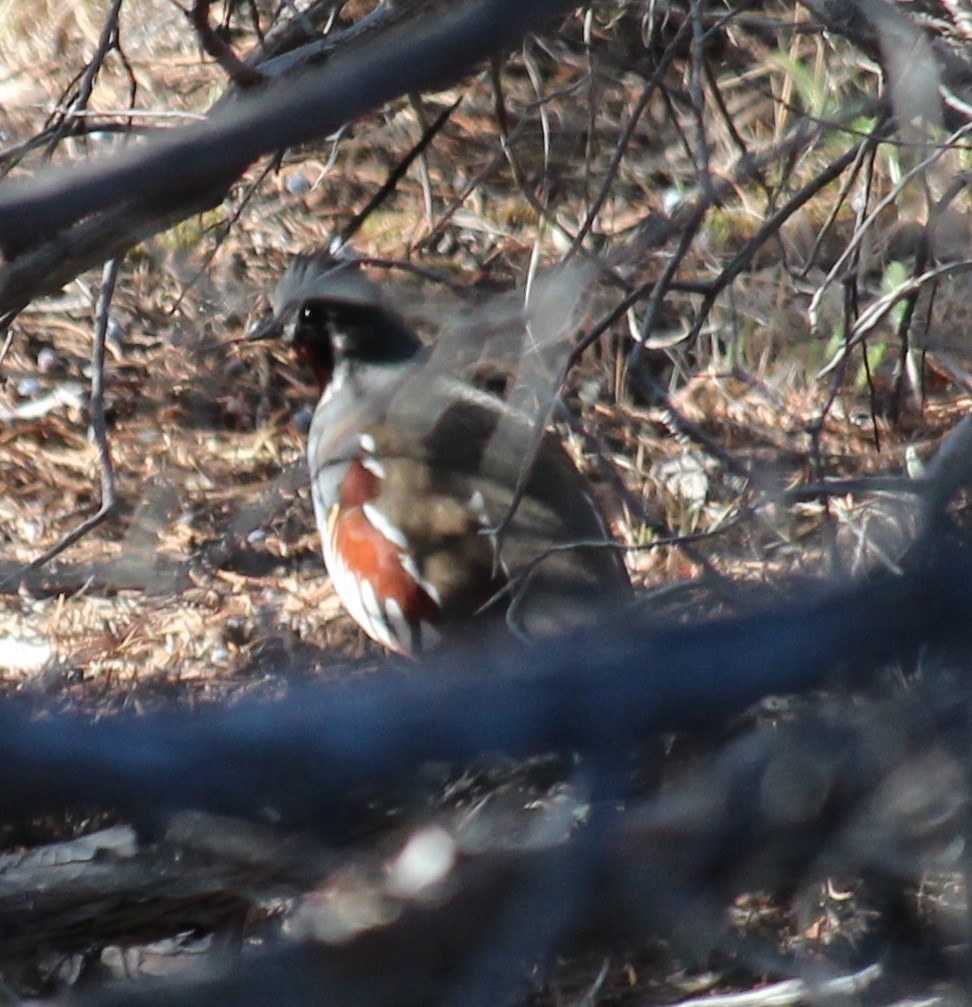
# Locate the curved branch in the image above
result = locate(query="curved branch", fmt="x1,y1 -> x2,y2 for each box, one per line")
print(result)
190,0 -> 265,88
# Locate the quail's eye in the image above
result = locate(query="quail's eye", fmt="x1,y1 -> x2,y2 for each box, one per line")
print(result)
300,302 -> 330,328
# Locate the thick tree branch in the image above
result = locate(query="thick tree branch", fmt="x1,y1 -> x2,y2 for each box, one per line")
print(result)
0,0 -> 574,314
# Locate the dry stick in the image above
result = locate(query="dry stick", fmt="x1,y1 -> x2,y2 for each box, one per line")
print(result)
688,0 -> 716,207
246,0 -> 346,65
702,61 -> 770,206
113,12 -> 139,113
248,0 -> 398,78
908,174 -> 972,397
573,100 -> 881,369
167,157 -> 278,315
774,416 -> 972,531
43,0 -> 127,158
578,131 -> 880,571
339,95 -> 462,250
521,40 -> 554,303
579,9 -> 597,208
682,129 -> 874,348
3,260 -> 120,586
798,134 -> 872,279
782,476 -> 933,502
808,120 -> 972,338
356,255 -> 475,297
243,0 -> 265,46
563,81 -> 660,262
0,328 -> 13,375
662,112 -> 866,378
490,56 -> 578,253
0,0 -> 133,177
810,155 -> 878,574
838,123 -> 922,435
0,0 -> 578,267
890,173 -> 972,414
419,60 -> 595,254
814,174 -> 972,380
418,89 -> 532,251
0,122 -> 157,172
820,259 -> 972,375
234,97 -> 457,273
506,523 -> 742,625
632,205 -> 708,363
408,94 -> 437,234
886,239 -> 928,420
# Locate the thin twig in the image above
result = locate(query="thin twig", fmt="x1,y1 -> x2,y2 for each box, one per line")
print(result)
0,328 -> 14,376
337,95 -> 463,251
408,93 -> 436,233
246,0 -> 345,65
43,0 -> 126,158
684,129 -> 874,347
808,120 -> 972,334
563,80 -> 658,261
688,0 -> 715,206
571,102 -> 882,370
818,259 -> 972,379
491,50 -> 578,252
168,157 -> 278,315
3,260 -> 120,587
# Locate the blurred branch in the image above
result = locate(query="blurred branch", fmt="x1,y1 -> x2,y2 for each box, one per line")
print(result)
2,539 -> 972,831
13,677 -> 969,1006
0,0 -> 575,314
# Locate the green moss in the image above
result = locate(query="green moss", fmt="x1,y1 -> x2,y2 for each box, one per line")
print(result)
155,211 -> 226,252
705,206 -> 761,253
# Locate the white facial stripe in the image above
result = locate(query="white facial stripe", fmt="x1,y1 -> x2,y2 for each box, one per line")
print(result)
362,502 -> 409,550
319,363 -> 349,405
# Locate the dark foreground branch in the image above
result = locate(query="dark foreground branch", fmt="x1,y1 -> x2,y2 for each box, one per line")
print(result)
15,683 -> 968,1006
1,546 -> 971,833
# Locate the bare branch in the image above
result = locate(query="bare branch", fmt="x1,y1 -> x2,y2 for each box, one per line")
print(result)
0,0 -> 576,307
1,260 -> 119,585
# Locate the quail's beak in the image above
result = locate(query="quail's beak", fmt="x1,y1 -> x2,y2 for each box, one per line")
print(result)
245,311 -> 283,342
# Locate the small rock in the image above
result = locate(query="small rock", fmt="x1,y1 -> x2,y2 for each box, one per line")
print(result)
36,347 -> 60,373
